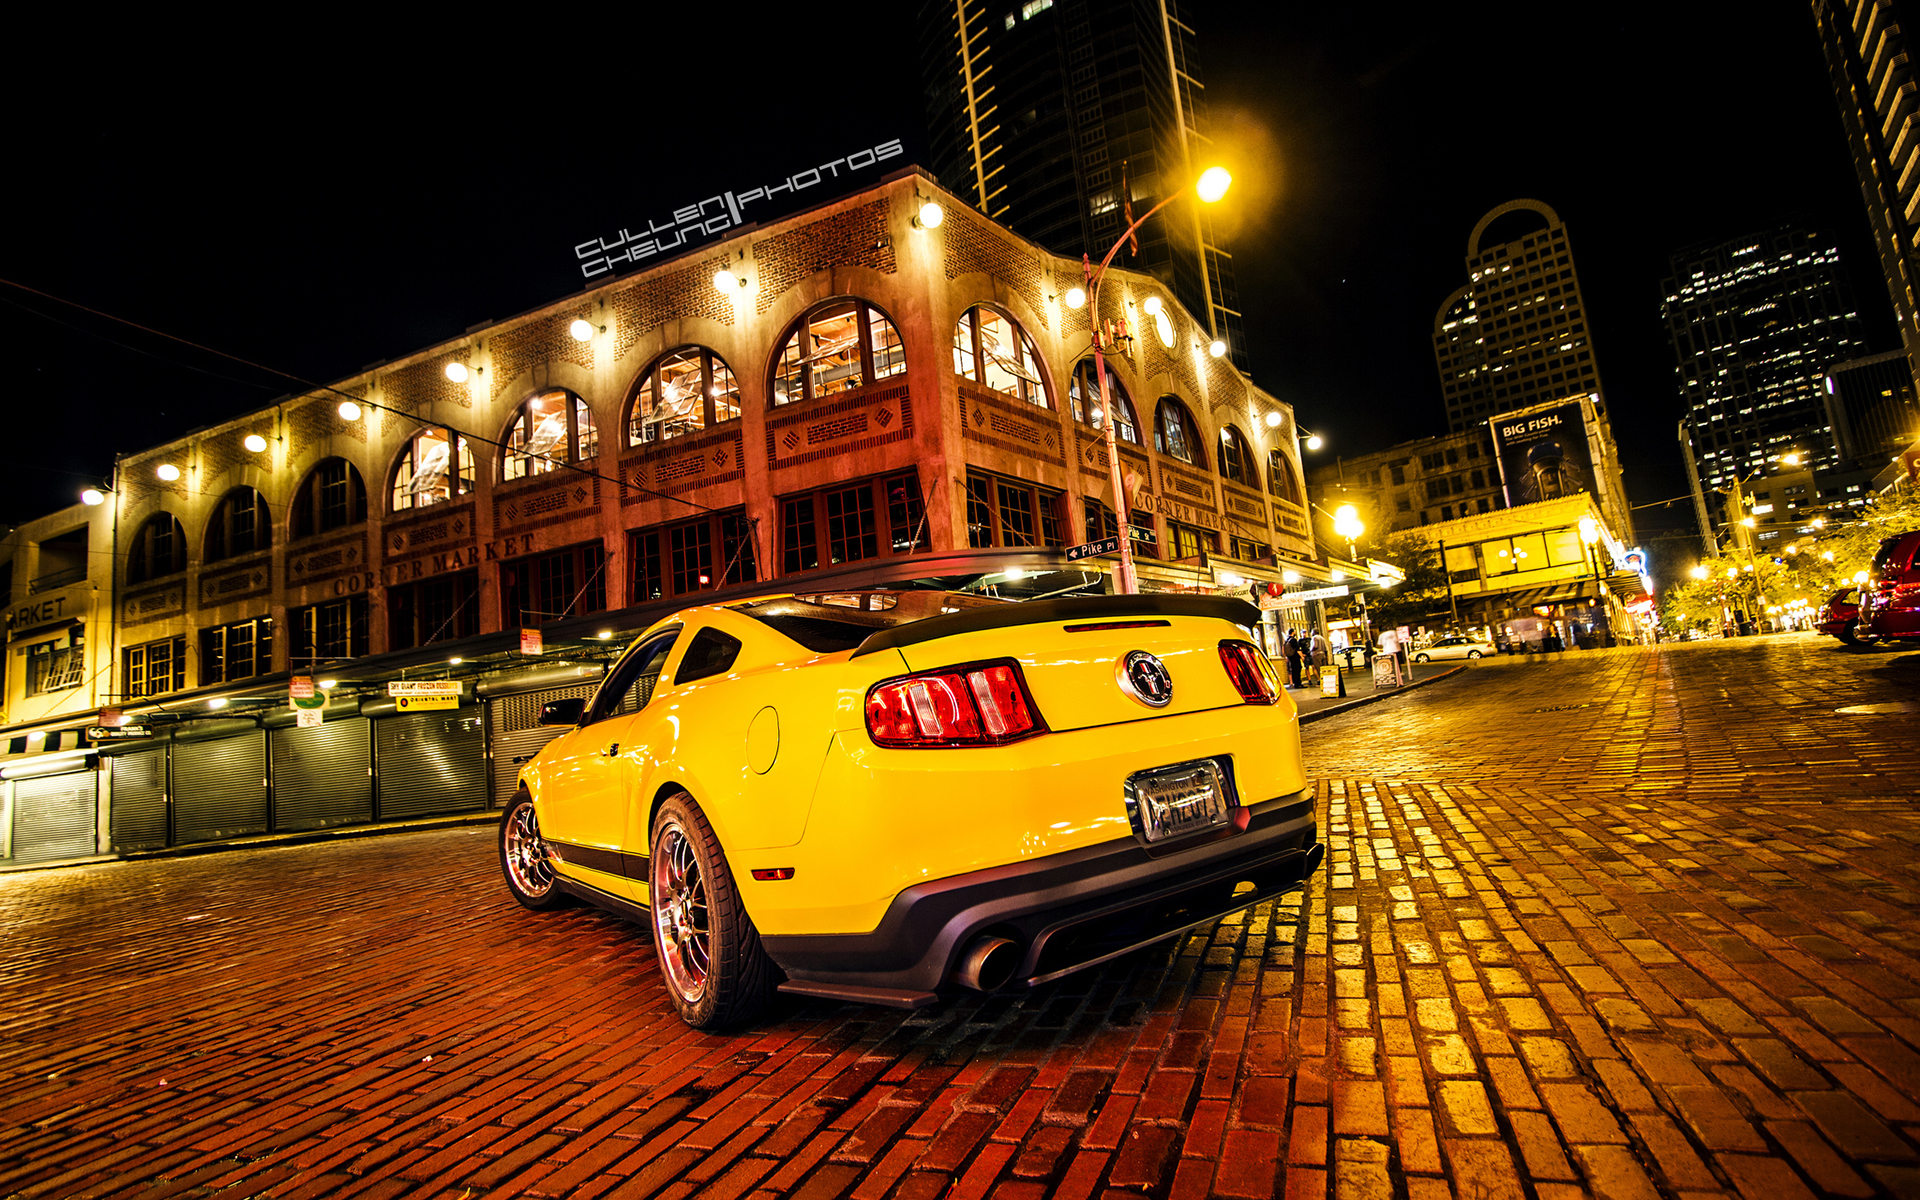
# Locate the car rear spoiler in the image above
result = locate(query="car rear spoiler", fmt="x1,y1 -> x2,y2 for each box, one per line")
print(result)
849,593 -> 1264,659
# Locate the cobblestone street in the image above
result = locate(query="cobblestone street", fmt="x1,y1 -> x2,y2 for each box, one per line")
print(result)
6,634 -> 1920,1200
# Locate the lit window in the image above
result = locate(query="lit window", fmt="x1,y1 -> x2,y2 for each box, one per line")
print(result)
1218,425 -> 1258,487
391,428 -> 475,511
772,299 -> 905,406
629,347 -> 741,445
1068,358 -> 1140,443
504,390 -> 597,479
954,306 -> 1048,406
1155,398 -> 1206,467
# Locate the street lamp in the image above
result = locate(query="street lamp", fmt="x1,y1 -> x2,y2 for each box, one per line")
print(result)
1083,167 -> 1233,594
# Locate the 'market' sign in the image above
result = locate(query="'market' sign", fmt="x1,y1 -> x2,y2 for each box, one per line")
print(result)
573,138 -> 905,280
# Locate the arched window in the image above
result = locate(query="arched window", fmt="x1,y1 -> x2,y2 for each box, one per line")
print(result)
128,513 -> 187,583
206,487 -> 271,562
1067,359 -> 1140,445
503,390 -> 597,480
628,347 -> 741,445
1268,448 -> 1304,506
953,306 -> 1047,407
391,428 -> 475,512
772,298 -> 905,406
290,458 -> 368,539
1155,398 -> 1206,468
1218,426 -> 1258,488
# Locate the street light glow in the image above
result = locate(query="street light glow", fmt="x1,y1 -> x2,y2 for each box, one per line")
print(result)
1306,434 -> 1324,451
1063,287 -> 1086,309
81,488 -> 104,506
445,362 -> 469,383
1579,516 -> 1599,544
1333,504 -> 1364,541
713,269 -> 742,295
1265,411 -> 1283,428
916,201 -> 945,228
569,319 -> 595,342
244,434 -> 268,453
338,401 -> 362,421
1196,166 -> 1233,203
1691,565 -> 1708,580
156,464 -> 180,481
1209,339 -> 1227,358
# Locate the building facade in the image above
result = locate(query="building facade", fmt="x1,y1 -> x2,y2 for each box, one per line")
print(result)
1664,223 -> 1868,490
1306,428 -> 1508,538
1814,0 -> 1920,379
917,0 -> 1246,364
1827,347 -> 1920,471
1433,200 -> 1606,434
0,169 -> 1318,866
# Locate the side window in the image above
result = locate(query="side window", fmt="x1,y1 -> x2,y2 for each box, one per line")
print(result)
588,631 -> 679,722
675,627 -> 744,685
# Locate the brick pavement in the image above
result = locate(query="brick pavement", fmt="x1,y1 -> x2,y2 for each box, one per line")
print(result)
3,633 -> 1920,1199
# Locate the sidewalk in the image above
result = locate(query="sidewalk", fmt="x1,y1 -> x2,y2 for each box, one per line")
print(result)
1284,658 -> 1464,723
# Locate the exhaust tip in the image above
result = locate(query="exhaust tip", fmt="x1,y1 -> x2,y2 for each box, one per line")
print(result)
1305,841 -> 1326,875
954,935 -> 1022,992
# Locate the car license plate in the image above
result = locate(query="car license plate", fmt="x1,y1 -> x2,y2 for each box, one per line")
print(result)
1128,760 -> 1231,843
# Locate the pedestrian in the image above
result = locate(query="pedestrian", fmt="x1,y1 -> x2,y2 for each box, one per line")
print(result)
1284,631 -> 1303,688
1310,630 -> 1329,673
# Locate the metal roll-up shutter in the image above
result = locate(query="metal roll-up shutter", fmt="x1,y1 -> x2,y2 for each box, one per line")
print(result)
12,771 -> 99,863
376,709 -> 486,819
109,748 -> 169,851
172,733 -> 269,845
488,685 -> 597,806
271,717 -> 372,831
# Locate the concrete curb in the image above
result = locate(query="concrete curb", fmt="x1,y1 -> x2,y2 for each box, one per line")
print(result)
1297,664 -> 1469,725
0,811 -> 499,876
1466,643 -> 1657,667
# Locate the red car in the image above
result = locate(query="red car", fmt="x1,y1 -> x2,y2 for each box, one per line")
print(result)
1817,587 -> 1862,644
1860,530 -> 1920,644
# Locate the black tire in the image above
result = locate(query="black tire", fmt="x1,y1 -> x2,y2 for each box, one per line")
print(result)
1466,650 -> 1483,659
649,791 -> 779,1029
1414,653 -> 1431,663
500,792 -> 571,912
1842,619 -> 1877,648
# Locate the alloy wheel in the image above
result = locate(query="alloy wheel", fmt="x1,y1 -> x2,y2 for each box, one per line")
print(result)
504,803 -> 555,899
652,824 -> 712,1003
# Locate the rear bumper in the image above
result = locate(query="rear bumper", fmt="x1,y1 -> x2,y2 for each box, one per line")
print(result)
762,786 -> 1319,1003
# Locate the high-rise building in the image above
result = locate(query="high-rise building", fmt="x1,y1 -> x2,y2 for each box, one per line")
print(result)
916,0 -> 1246,365
1432,200 -> 1605,434
1826,348 -> 1920,470
1813,0 -> 1920,373
1663,223 -> 1867,490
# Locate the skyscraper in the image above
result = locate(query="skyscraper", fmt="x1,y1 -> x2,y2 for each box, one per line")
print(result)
1813,0 -> 1920,373
1431,200 -> 1605,434
1662,224 -> 1867,490
916,0 -> 1246,364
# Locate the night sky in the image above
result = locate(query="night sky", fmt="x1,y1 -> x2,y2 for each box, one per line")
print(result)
2,4 -> 1882,584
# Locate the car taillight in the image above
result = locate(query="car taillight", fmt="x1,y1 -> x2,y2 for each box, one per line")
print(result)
865,660 -> 1044,747
1218,640 -> 1280,705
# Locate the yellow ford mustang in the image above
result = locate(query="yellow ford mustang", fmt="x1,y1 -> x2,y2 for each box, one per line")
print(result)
498,591 -> 1323,1028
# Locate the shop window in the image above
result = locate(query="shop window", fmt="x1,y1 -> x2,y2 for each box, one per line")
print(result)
1267,449 -> 1303,505
1083,499 -> 1159,561
289,596 -> 369,665
631,510 -> 757,602
202,617 -> 273,685
25,632 -> 84,696
771,299 -> 906,406
503,543 -> 609,627
628,347 -> 741,445
124,635 -> 187,698
290,458 -> 367,539
503,390 -> 597,480
1155,398 -> 1206,468
1169,521 -> 1214,560
1218,425 -> 1258,488
963,471 -> 1064,549
389,572 -> 479,650
127,513 -> 187,583
391,428 -> 475,511
953,306 -> 1048,407
781,472 -> 926,572
1546,527 -> 1587,566
1068,358 -> 1141,444
205,487 -> 271,563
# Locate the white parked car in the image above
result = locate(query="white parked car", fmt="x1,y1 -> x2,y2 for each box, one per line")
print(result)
1412,635 -> 1494,662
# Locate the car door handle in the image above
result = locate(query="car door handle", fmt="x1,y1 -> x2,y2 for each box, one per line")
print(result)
603,743 -> 620,757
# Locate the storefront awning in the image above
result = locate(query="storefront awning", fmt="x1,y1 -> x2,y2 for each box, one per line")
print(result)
1500,584 -> 1595,610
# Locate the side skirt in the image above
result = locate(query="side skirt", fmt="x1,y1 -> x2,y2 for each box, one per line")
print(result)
555,875 -> 652,928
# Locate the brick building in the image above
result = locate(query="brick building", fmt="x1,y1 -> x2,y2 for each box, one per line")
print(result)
0,168 -> 1317,865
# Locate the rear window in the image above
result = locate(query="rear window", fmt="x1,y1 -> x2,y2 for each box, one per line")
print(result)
736,592 -> 1007,653
736,599 -> 906,653
675,628 -> 744,685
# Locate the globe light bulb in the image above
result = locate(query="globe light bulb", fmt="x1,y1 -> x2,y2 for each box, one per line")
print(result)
1142,296 -> 1163,316
1265,412 -> 1282,428
1196,166 -> 1233,203
1306,434 -> 1324,451
1063,287 -> 1086,309
713,269 -> 742,295
445,362 -> 469,383
244,434 -> 268,453
569,318 -> 594,342
81,488 -> 104,506
916,201 -> 945,228
1209,339 -> 1227,358
338,401 -> 362,421
156,464 -> 181,481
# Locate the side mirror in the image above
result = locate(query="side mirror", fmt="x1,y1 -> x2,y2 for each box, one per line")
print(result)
539,697 -> 587,726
